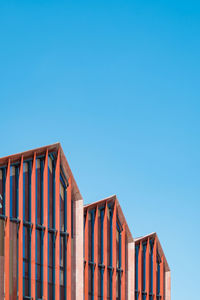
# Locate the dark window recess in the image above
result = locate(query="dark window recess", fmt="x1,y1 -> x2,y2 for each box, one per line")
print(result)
142,242 -> 147,300
60,178 -> 65,231
48,156 -> 55,229
36,229 -> 44,299
135,244 -> 139,300
23,162 -> 32,222
116,220 -> 122,300
89,209 -> 95,300
157,254 -> 161,300
150,240 -> 154,297
108,207 -> 113,300
36,158 -> 44,225
23,226 -> 31,297
60,235 -> 67,299
10,165 -> 19,219
48,232 -> 55,300
98,208 -> 104,299
0,168 -> 6,216
0,219 -> 5,298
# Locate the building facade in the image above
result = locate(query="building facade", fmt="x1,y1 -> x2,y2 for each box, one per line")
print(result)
0,144 -> 83,300
134,233 -> 171,300
84,196 -> 134,300
0,144 -> 170,300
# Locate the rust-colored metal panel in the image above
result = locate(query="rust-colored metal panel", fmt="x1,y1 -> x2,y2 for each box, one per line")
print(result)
138,241 -> 142,300
9,222 -> 18,300
153,237 -> 157,300
18,156 -> 23,300
103,203 -> 107,300
84,209 -> 89,300
43,150 -> 48,300
55,149 -> 60,300
160,256 -> 164,300
31,153 -> 36,300
5,159 -> 10,300
0,219 -> 5,299
146,238 -> 150,300
112,200 -> 117,300
121,224 -> 125,300
67,176 -> 72,300
94,206 -> 98,300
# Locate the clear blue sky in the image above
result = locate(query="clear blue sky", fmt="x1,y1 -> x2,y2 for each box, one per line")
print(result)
0,1 -> 200,299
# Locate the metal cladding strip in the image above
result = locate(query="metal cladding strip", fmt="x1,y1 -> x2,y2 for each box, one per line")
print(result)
146,238 -> 150,300
5,159 -> 10,300
138,241 -> 142,300
94,205 -> 98,300
18,156 -> 23,300
67,176 -> 72,300
84,209 -> 89,300
160,256 -> 164,300
43,149 -> 48,300
153,237 -> 157,299
103,202 -> 107,300
112,200 -> 117,300
121,224 -> 125,300
31,153 -> 36,300
55,148 -> 60,300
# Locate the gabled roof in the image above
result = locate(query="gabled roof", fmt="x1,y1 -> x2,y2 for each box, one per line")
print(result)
84,194 -> 134,243
0,143 -> 82,202
135,232 -> 170,272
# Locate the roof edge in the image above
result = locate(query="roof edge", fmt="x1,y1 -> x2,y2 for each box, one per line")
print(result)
84,194 -> 134,243
135,232 -> 170,272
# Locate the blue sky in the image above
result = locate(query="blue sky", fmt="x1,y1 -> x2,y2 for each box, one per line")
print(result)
0,1 -> 200,299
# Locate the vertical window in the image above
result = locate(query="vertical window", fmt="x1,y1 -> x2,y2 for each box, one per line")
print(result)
116,221 -> 122,300
109,207 -> 113,300
0,219 -> 5,298
98,208 -> 104,300
23,226 -> 31,297
23,162 -> 32,222
36,229 -> 44,299
48,156 -> 55,229
48,232 -> 55,300
0,167 -> 6,299
36,158 -> 44,225
23,161 -> 32,298
107,207 -> 111,300
48,155 -> 56,300
60,176 -> 66,232
10,165 -> 19,219
0,168 -> 6,216
142,243 -> 147,300
90,210 -> 95,300
135,245 -> 139,300
157,255 -> 161,300
60,236 -> 67,299
60,172 -> 67,300
150,240 -> 154,300
36,158 -> 44,299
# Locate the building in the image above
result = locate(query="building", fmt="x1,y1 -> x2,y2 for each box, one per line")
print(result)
0,144 -> 171,300
0,143 -> 84,300
134,233 -> 170,300
84,195 -> 134,300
